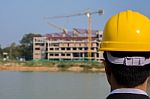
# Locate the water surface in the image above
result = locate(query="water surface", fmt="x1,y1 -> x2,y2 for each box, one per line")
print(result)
0,71 -> 112,99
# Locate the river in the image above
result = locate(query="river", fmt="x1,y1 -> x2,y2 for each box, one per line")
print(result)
0,71 -> 149,99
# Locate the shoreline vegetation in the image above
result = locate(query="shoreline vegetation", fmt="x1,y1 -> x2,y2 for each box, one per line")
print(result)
0,60 -> 105,73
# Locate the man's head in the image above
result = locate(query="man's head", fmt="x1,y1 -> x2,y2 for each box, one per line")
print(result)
103,51 -> 150,88
100,10 -> 150,90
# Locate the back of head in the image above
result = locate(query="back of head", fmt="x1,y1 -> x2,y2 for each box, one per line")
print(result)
100,10 -> 150,87
103,51 -> 150,87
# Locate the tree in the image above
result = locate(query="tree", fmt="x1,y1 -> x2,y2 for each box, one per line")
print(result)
20,33 -> 42,60
1,42 -> 22,60
0,44 -> 3,59
10,43 -> 23,60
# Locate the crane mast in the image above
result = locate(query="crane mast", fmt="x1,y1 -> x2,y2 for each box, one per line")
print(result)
86,12 -> 92,60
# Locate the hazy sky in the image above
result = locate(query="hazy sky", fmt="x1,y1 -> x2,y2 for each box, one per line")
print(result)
0,0 -> 150,47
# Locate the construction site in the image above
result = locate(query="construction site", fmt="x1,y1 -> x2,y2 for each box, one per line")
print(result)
33,29 -> 103,62
33,10 -> 104,62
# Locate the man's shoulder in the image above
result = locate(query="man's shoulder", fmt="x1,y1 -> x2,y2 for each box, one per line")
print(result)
106,93 -> 150,99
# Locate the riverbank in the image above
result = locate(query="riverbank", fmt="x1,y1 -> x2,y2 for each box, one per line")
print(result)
0,61 -> 105,72
0,65 -> 105,72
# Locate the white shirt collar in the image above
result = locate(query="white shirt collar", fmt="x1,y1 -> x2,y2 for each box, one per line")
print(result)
110,88 -> 148,96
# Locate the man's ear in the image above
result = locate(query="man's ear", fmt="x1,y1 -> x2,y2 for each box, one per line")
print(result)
103,61 -> 111,76
103,61 -> 112,85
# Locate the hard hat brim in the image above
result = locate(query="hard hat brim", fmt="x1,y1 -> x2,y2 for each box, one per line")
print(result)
100,42 -> 150,52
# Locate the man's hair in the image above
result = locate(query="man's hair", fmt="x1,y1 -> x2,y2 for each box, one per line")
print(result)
103,51 -> 150,88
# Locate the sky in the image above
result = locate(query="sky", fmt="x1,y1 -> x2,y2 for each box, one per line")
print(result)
0,0 -> 150,48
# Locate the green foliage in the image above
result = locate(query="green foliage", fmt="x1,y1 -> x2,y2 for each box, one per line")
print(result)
19,33 -> 42,60
20,33 -> 41,46
57,63 -> 66,68
21,60 -> 56,67
0,45 -> 2,58
1,42 -> 22,60
0,33 -> 42,61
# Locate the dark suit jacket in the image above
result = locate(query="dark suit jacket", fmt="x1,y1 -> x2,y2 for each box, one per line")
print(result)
106,93 -> 150,99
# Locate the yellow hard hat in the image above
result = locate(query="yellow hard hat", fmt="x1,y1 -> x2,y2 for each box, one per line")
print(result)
100,10 -> 150,52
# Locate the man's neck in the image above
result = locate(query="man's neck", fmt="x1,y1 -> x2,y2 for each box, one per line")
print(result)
111,78 -> 148,92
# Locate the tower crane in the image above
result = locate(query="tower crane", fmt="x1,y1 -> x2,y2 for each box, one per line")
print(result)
44,9 -> 104,61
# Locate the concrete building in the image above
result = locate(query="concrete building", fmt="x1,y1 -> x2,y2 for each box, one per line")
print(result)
33,28 -> 103,62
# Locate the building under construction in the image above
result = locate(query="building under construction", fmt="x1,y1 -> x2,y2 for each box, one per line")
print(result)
33,28 -> 103,62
